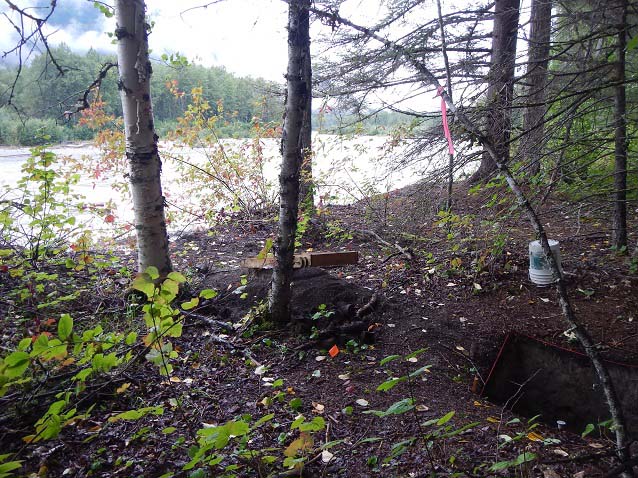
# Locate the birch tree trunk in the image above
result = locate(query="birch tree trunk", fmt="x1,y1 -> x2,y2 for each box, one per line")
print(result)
114,0 -> 172,275
470,0 -> 521,183
269,0 -> 311,323
520,0 -> 552,176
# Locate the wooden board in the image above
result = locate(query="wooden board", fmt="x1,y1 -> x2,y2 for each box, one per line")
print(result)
242,251 -> 358,269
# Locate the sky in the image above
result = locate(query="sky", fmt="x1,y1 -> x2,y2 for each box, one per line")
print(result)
0,0 -> 298,82
0,0 -> 522,111
0,0 -> 285,81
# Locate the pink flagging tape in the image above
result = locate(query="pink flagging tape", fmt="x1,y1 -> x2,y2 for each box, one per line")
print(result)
437,86 -> 455,156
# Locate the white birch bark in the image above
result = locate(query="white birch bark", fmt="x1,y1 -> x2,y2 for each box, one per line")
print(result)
114,0 -> 172,275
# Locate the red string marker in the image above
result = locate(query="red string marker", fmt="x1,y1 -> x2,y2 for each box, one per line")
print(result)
437,86 -> 455,155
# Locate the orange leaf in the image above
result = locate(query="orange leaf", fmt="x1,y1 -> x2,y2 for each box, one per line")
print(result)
329,345 -> 340,358
527,431 -> 544,442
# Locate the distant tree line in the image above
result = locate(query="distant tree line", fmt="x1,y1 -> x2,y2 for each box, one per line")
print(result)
0,44 -> 412,145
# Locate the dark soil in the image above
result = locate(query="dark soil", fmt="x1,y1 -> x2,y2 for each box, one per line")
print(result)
1,180 -> 637,477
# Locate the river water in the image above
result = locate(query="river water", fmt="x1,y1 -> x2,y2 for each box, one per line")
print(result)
0,135 -> 433,241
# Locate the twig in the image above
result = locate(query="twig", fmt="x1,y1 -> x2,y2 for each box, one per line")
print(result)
361,229 -> 413,260
181,309 -> 234,333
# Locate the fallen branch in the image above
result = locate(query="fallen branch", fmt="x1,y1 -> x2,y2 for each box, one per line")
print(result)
356,292 -> 379,319
361,230 -> 413,260
181,310 -> 234,333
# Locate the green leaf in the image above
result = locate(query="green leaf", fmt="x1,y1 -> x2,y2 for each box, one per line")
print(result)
582,423 -> 595,437
125,332 -> 137,345
181,297 -> 199,310
436,411 -> 455,426
627,35 -> 638,51
161,279 -> 180,296
252,413 -> 275,429
3,352 -> 30,378
167,272 -> 186,283
58,314 -> 73,341
512,452 -> 537,466
405,348 -> 428,360
17,338 -> 32,351
224,420 -> 249,437
108,406 -> 164,422
145,266 -> 160,280
289,397 -> 303,411
162,427 -> 177,435
199,289 -> 218,299
0,460 -> 23,475
257,238 -> 273,259
379,354 -> 401,366
132,276 -> 155,299
297,416 -> 325,432
363,398 -> 414,418
376,376 -> 405,392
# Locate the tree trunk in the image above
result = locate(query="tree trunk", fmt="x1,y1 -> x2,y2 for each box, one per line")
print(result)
114,0 -> 172,275
612,0 -> 628,250
299,34 -> 314,212
269,0 -> 311,324
520,0 -> 552,176
470,0 -> 521,183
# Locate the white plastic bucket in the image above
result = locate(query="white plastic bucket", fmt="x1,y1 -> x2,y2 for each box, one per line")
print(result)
529,239 -> 562,286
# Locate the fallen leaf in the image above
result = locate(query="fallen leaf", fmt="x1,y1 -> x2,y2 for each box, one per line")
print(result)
355,398 -> 369,407
588,442 -> 604,449
552,449 -> 569,457
486,416 -> 500,423
254,365 -> 267,375
338,374 -> 350,380
416,404 -> 429,412
284,432 -> 313,457
312,402 -> 325,413
527,431 -> 544,442
169,376 -> 182,383
329,345 -> 340,358
543,468 -> 561,478
321,450 -> 334,463
446,282 -> 457,287
116,383 -> 131,394
407,357 -> 418,363
315,355 -> 327,362
573,471 -> 585,478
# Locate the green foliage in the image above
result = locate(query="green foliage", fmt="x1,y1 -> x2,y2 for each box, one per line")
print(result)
131,267 -> 188,376
1,147 -> 81,262
0,46 -> 283,145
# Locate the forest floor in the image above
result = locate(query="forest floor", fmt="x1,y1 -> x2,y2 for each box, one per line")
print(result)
1,180 -> 637,477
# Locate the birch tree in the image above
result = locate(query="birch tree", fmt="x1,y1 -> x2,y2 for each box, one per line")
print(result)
114,0 -> 172,275
269,0 -> 311,323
